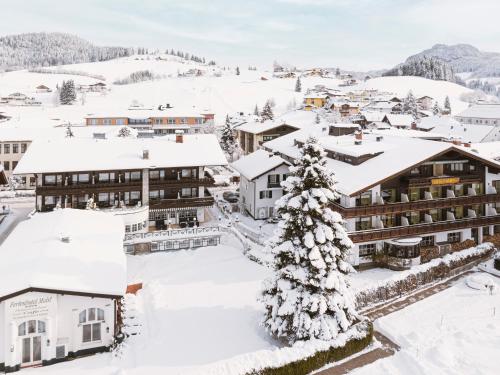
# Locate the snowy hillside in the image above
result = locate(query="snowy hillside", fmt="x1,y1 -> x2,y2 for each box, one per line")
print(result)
0,32 -> 132,70
356,76 -> 473,114
0,54 -> 336,127
405,43 -> 500,78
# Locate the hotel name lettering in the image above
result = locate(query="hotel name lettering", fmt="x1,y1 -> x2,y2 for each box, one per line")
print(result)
9,296 -> 54,319
431,177 -> 460,186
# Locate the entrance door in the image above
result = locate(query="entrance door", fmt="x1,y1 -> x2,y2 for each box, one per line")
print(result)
22,336 -> 41,365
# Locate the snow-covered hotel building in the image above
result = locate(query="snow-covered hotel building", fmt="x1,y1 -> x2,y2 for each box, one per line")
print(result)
247,126 -> 500,270
85,108 -> 214,135
455,104 -> 500,126
13,133 -> 227,232
0,209 -> 126,372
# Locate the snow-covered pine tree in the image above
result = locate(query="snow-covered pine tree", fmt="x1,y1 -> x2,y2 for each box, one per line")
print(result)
432,101 -> 440,115
403,90 -> 418,118
295,77 -> 302,92
260,101 -> 274,122
315,113 -> 321,124
261,137 -> 357,344
118,127 -> 132,137
444,96 -> 451,114
236,67 -> 240,75
254,104 -> 260,116
220,115 -> 236,161
59,80 -> 76,105
65,124 -> 74,138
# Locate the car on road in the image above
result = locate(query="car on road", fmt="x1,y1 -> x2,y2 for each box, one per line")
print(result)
223,191 -> 239,203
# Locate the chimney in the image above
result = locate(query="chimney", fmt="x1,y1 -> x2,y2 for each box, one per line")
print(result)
452,139 -> 461,146
142,149 -> 149,159
355,131 -> 363,140
376,136 -> 383,142
175,130 -> 184,143
411,121 -> 417,130
464,142 -> 471,148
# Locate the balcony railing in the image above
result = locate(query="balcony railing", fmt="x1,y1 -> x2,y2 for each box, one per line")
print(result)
332,192 -> 500,218
149,190 -> 214,210
37,180 -> 142,194
406,174 -> 481,187
348,214 -> 500,243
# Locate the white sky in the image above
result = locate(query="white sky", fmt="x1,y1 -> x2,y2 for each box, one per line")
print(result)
2,0 -> 500,71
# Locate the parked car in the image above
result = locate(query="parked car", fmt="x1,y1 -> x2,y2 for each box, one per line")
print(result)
223,191 -> 239,203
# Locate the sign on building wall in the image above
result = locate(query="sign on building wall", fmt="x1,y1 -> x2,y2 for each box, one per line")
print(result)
5,292 -> 57,322
431,177 -> 460,185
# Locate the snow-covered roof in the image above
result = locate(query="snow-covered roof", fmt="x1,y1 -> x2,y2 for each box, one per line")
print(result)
236,110 -> 322,134
370,128 -> 446,140
0,209 -> 126,299
423,116 -> 499,143
231,149 -> 289,180
456,104 -> 500,119
14,134 -> 227,174
383,114 -> 414,127
469,142 -> 500,161
367,102 -> 399,110
236,119 -> 299,134
86,108 -> 206,119
304,93 -> 329,99
264,129 -> 500,196
361,111 -> 386,122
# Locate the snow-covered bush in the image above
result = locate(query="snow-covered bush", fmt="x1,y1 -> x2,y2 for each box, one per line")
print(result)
113,70 -> 165,85
29,67 -> 106,81
261,137 -> 357,344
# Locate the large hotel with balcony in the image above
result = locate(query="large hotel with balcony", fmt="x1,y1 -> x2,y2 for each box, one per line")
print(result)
85,108 -> 214,135
13,132 -> 227,233
262,125 -> 500,270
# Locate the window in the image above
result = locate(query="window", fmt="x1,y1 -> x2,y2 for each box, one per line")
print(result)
18,322 -> 26,336
98,172 -> 115,182
28,320 -> 36,334
355,217 -> 371,231
421,236 -> 435,247
409,187 -> 420,201
180,118 -> 187,124
268,174 -> 280,187
44,175 -> 56,185
98,192 -> 110,202
125,225 -> 131,233
356,191 -> 371,206
167,118 -> 175,124
181,187 -> 196,197
259,190 -> 273,199
149,190 -> 159,200
447,232 -> 461,243
154,118 -> 162,125
44,196 -> 55,206
12,161 -> 17,170
181,168 -> 196,178
130,171 -> 141,181
150,170 -> 164,180
12,144 -> 18,153
3,161 -> 9,171
72,173 -> 90,184
80,308 -> 104,343
449,163 -> 464,172
410,167 -> 419,175
116,119 -> 124,125
4,144 -> 9,154
21,143 -> 27,153
103,119 -> 111,125
359,243 -> 376,257
18,320 -> 45,336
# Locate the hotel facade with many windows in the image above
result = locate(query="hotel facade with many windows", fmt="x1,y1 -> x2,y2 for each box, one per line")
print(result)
261,127 -> 500,270
13,134 -> 227,233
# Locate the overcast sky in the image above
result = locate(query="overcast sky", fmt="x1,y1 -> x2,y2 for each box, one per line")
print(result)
2,0 -> 500,70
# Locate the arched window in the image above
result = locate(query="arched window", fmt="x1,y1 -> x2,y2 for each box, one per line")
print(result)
79,308 -> 104,343
18,320 -> 46,336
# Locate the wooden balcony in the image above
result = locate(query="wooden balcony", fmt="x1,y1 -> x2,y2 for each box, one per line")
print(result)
349,214 -> 500,243
149,192 -> 215,210
406,174 -> 481,187
150,176 -> 215,189
36,180 -> 142,195
332,193 -> 500,218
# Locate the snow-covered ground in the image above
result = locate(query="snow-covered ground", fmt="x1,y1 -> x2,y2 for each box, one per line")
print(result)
356,76 -> 473,114
351,277 -> 500,375
23,235 -> 276,375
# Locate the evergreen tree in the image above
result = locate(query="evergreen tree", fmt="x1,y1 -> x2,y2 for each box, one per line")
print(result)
65,124 -> 74,138
59,80 -> 76,105
315,113 -> 321,124
118,127 -> 132,137
261,137 -> 357,344
403,90 -> 418,118
295,77 -> 302,92
444,96 -> 451,114
220,115 -> 237,161
432,101 -> 440,115
236,66 -> 240,75
254,104 -> 259,116
335,67 -> 340,77
260,101 -> 274,122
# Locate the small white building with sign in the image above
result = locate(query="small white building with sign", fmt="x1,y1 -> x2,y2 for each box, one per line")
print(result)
0,209 -> 126,372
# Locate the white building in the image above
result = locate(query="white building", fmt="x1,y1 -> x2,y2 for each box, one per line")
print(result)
420,115 -> 500,143
257,127 -> 500,269
231,150 -> 290,219
0,209 -> 126,372
455,104 -> 500,126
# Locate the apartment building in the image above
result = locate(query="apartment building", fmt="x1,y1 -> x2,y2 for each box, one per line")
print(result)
455,104 -> 500,126
0,129 -> 34,187
85,108 -> 215,135
14,133 -> 227,232
255,127 -> 500,270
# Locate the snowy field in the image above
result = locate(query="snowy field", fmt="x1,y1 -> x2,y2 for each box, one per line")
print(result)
351,277 -> 500,375
0,55 -> 475,135
24,236 -> 276,375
